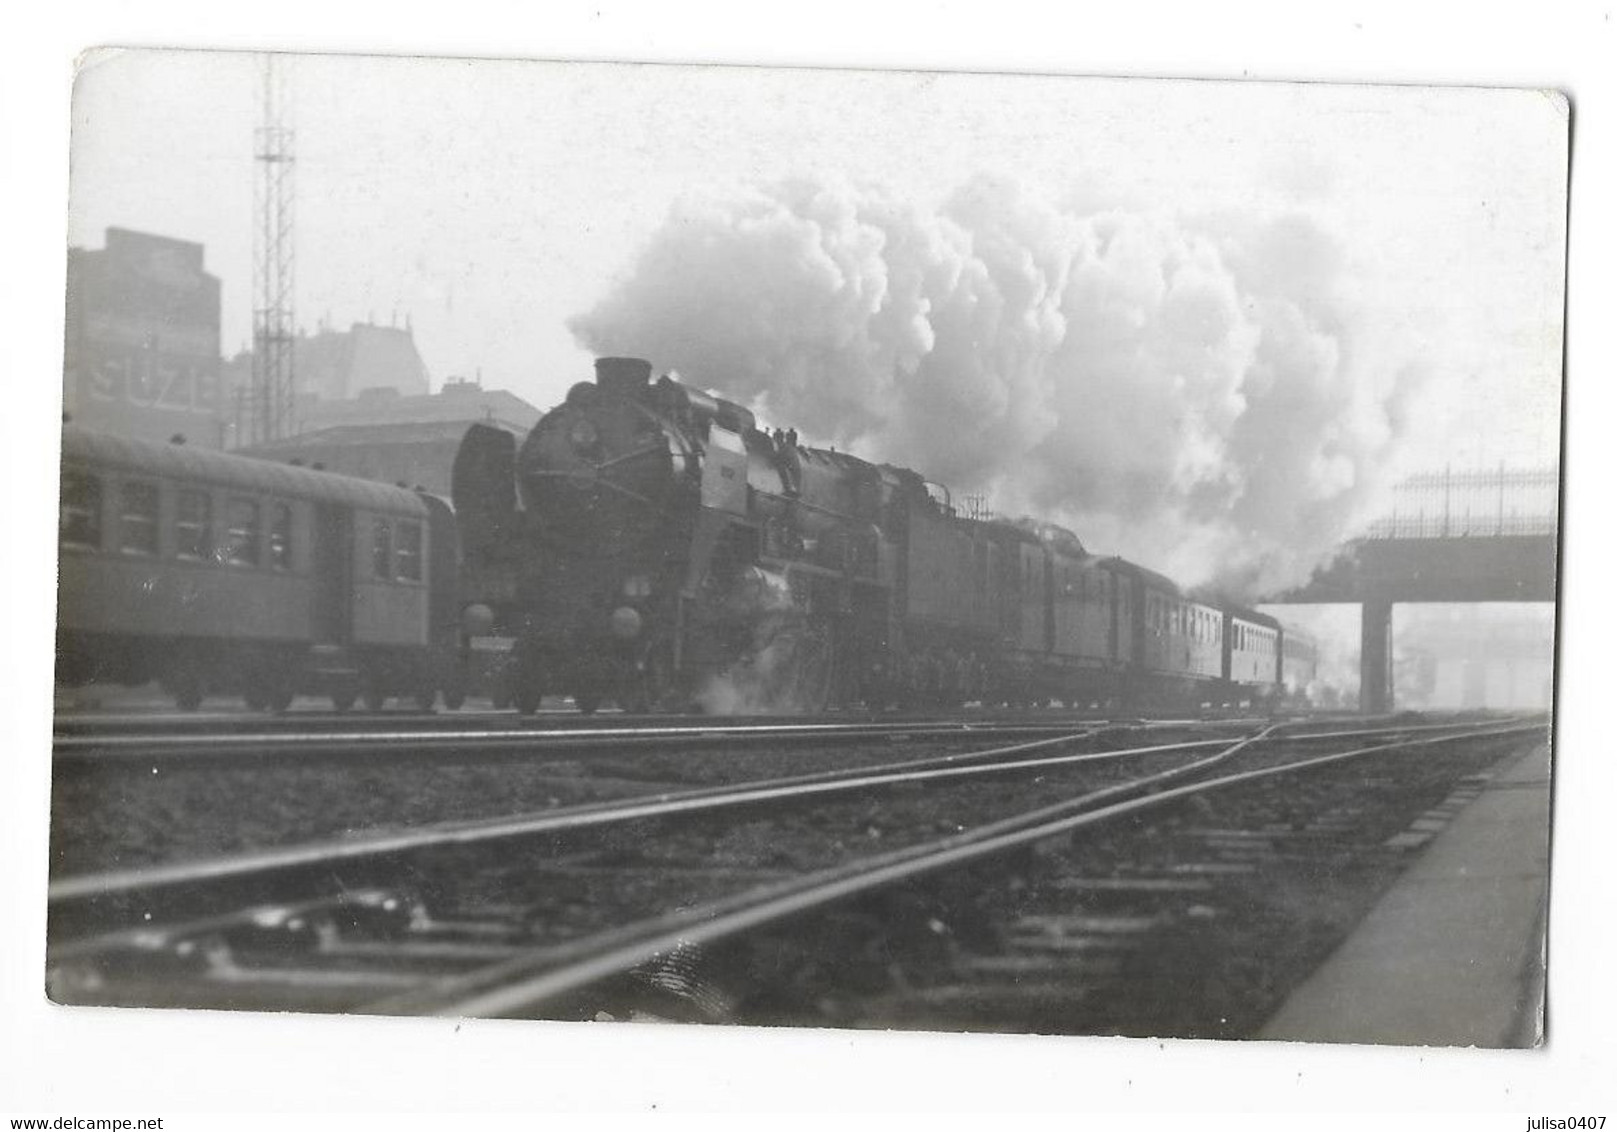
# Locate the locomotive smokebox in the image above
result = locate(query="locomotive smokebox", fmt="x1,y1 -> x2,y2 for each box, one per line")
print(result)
595,357 -> 653,398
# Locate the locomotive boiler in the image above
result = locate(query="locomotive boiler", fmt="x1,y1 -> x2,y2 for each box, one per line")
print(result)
452,357 -> 894,713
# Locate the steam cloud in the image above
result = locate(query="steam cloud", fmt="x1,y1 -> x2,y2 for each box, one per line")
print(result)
571,174 -> 1427,597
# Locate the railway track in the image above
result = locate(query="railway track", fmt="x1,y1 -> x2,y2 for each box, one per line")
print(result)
51,716 -> 1182,873
46,715 -> 1543,1026
52,705 -> 1298,752
52,715 -> 1134,765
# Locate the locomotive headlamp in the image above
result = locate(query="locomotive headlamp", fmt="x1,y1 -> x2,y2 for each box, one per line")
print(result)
462,603 -> 496,637
568,419 -> 600,452
623,575 -> 653,600
609,606 -> 643,640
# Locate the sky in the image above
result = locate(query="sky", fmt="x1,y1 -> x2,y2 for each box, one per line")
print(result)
67,49 -> 1568,481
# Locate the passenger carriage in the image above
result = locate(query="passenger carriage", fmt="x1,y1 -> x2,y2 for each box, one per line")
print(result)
56,425 -> 453,710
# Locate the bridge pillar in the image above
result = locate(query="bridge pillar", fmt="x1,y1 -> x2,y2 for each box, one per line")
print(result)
1361,599 -> 1394,714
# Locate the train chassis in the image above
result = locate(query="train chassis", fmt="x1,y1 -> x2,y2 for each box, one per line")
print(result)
56,632 -> 441,713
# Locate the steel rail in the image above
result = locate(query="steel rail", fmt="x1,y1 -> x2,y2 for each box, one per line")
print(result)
377,719 -> 1541,1017
52,711 -> 1488,759
51,717 -> 1110,758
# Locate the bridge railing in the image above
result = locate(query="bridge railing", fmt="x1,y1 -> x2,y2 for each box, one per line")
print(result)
1361,466 -> 1559,540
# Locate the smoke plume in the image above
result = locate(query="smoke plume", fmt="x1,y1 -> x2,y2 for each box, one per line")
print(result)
571,174 -> 1426,597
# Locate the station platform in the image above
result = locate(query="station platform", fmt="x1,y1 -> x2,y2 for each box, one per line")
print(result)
1259,739 -> 1551,1048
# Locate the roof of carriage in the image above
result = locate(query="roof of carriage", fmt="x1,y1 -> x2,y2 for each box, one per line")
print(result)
61,425 -> 428,516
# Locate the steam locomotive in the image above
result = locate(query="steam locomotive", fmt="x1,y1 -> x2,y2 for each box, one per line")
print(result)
451,357 -> 1317,715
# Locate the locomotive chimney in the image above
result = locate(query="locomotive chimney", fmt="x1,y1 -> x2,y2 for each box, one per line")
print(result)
595,357 -> 653,398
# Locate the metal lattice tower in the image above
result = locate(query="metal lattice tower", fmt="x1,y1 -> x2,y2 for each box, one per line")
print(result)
251,54 -> 296,444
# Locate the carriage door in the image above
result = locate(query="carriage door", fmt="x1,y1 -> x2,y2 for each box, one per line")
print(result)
312,503 -> 352,645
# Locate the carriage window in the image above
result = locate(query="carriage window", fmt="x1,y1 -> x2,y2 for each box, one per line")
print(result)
119,481 -> 159,555
373,519 -> 393,578
174,490 -> 211,559
269,502 -> 293,569
225,497 -> 260,565
394,520 -> 422,582
60,470 -> 102,549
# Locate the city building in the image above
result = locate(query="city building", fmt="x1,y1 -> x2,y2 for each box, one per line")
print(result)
239,378 -> 542,496
221,318 -> 432,442
63,227 -> 224,446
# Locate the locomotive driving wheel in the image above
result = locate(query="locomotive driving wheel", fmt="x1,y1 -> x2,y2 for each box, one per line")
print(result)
168,668 -> 204,711
163,650 -> 205,711
622,643 -> 678,715
267,684 -> 294,713
265,668 -> 295,713
752,619 -> 834,714
512,649 -> 544,715
793,623 -> 835,713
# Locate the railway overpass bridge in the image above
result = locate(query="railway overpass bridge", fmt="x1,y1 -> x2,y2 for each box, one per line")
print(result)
1265,467 -> 1559,712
